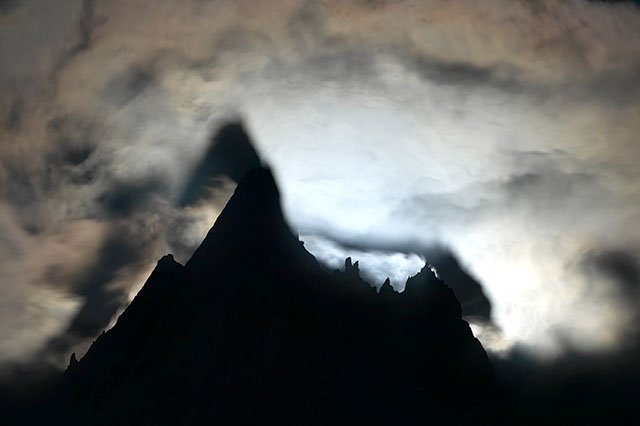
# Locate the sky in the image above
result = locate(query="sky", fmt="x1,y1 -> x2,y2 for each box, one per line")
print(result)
1,0 -> 640,380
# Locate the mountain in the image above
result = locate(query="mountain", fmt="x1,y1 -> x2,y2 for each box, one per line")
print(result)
48,166 -> 503,425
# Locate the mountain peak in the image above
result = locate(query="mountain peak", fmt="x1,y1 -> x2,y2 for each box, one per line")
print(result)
54,163 -> 500,425
184,166 -> 315,278
217,166 -> 281,220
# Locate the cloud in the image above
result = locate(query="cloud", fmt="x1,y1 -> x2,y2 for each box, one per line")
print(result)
240,40 -> 640,355
584,248 -> 640,297
178,122 -> 261,207
102,66 -> 155,108
98,176 -> 166,217
0,0 -> 639,385
0,211 -> 100,368
300,234 -> 425,291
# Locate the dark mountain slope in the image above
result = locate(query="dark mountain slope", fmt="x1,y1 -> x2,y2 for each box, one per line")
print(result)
53,166 -> 502,425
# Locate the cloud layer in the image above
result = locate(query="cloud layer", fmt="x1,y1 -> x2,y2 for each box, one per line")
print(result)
1,0 -> 640,379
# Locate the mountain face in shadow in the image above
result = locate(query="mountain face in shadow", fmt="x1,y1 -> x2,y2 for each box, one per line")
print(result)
425,249 -> 493,322
49,167 -> 502,425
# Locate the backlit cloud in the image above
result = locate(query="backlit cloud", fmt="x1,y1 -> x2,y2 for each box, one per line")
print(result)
1,0 -> 639,377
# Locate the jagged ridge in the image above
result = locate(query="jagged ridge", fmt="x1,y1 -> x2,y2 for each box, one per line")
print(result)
55,166 -> 501,425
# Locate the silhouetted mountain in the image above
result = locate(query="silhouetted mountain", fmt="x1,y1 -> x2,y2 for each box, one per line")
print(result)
425,249 -> 493,322
47,166 -> 503,425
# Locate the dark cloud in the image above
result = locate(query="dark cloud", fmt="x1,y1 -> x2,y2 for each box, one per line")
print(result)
43,115 -> 100,192
288,1 -> 330,49
403,52 -> 525,93
359,0 -> 394,8
42,0 -> 101,84
0,360 -> 59,417
402,47 -> 640,107
98,176 -> 166,217
493,341 -> 640,424
46,115 -> 96,166
587,0 -> 640,5
424,248 -> 493,322
65,0 -> 98,60
3,97 -> 22,131
2,163 -> 41,233
2,113 -> 100,222
581,67 -> 640,106
3,163 -> 37,211
587,249 -> 640,293
0,0 -> 18,15
503,169 -> 597,208
39,221 -> 156,364
65,228 -> 139,337
178,122 -> 261,207
103,67 -> 155,107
